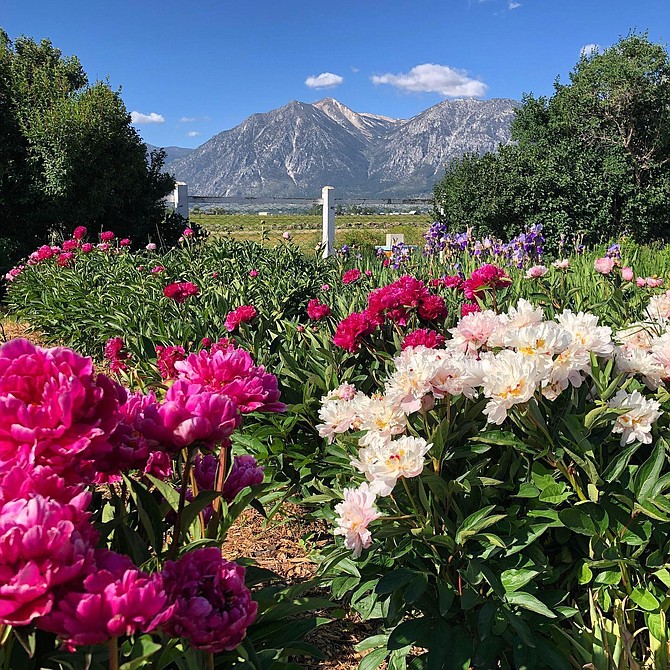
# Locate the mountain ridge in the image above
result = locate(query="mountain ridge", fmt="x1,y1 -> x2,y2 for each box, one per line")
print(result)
169,97 -> 519,197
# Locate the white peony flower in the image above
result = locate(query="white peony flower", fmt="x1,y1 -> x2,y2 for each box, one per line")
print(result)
356,394 -> 408,438
481,350 -> 542,424
334,483 -> 381,557
385,346 -> 440,414
504,321 -> 571,358
431,349 -> 480,399
615,347 -> 665,390
351,435 -> 432,496
556,310 -> 614,358
616,323 -> 655,353
608,389 -> 662,445
317,397 -> 360,443
651,331 -> 670,381
646,290 -> 670,322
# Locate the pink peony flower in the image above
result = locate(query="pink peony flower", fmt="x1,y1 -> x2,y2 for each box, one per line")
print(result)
647,277 -> 665,288
156,380 -> 240,450
152,265 -> 165,274
365,269 -> 373,277
99,231 -> 115,242
282,231 -> 292,240
401,329 -> 446,351
621,266 -> 634,281
334,483 -> 381,558
637,277 -> 647,287
81,243 -> 94,253
183,227 -> 194,237
97,242 -> 110,252
0,493 -> 96,626
525,265 -> 548,279
174,347 -> 286,414
146,242 -> 157,251
160,548 -> 257,653
4,265 -> 24,282
222,455 -> 264,502
307,298 -> 331,320
163,281 -> 199,303
72,226 -> 87,240
155,344 -> 187,380
342,268 -> 362,285
225,305 -> 257,331
38,549 -> 172,650
0,339 -> 123,483
321,284 -> 330,291
594,257 -> 615,275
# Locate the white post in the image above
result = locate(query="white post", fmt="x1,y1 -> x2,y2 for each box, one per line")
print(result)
174,182 -> 189,220
321,186 -> 335,258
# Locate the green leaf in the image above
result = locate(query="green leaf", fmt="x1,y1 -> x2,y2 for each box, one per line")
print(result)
630,587 -> 660,611
506,592 -> 556,618
634,439 -> 667,502
456,506 -> 506,545
559,503 -> 609,537
388,618 -> 433,650
359,647 -> 388,670
501,568 -> 541,593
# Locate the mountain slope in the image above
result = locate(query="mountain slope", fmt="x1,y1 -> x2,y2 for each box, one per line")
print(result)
169,97 -> 518,197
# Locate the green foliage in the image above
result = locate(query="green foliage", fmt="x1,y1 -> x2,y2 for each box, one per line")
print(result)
0,30 -> 175,263
434,32 -> 670,249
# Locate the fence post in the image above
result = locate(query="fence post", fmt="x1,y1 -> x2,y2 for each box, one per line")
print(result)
174,182 -> 189,220
321,186 -> 335,258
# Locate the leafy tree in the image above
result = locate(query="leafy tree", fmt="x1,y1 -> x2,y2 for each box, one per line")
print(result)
0,31 -> 175,275
433,31 -> 670,247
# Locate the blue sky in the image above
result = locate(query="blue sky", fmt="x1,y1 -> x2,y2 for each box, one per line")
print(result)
3,0 -> 670,148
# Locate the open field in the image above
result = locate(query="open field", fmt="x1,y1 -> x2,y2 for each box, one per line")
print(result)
193,212 -> 432,248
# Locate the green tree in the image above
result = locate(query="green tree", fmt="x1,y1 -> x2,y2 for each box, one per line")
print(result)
433,31 -> 670,247
0,31 -> 175,274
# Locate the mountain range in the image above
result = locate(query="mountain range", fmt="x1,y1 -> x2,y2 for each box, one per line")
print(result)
162,97 -> 518,198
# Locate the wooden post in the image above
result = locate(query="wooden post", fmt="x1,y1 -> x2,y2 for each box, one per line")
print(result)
174,182 -> 189,220
321,186 -> 335,258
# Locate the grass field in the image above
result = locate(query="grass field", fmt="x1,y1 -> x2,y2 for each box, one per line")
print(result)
193,212 -> 432,248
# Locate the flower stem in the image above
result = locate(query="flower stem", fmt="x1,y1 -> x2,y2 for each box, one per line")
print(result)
206,652 -> 215,670
107,637 -> 119,670
168,446 -> 195,559
207,444 -> 230,539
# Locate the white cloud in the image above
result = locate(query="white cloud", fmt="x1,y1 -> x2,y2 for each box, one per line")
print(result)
508,1 -> 521,9
305,72 -> 344,89
351,66 -> 360,73
179,116 -> 197,123
187,130 -> 201,137
371,63 -> 487,98
580,43 -> 600,58
130,111 -> 165,125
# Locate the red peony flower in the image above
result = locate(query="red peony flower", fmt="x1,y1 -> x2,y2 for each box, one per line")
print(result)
72,226 -> 87,240
461,301 -> 481,316
342,268 -> 362,285
332,309 -> 382,352
163,281 -> 199,303
417,294 -> 447,322
155,344 -> 187,380
224,305 -> 257,331
401,329 -> 446,351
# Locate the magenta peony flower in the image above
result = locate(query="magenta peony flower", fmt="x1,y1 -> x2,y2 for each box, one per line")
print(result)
183,227 -> 194,237
342,268 -> 361,285
332,309 -> 383,352
104,337 -> 131,374
81,242 -> 94,253
0,493 -> 96,626
222,455 -> 264,502
225,305 -> 257,332
401,329 -> 446,351
461,264 -> 511,300
164,281 -> 199,303
62,239 -> 79,252
174,347 -> 286,413
38,549 -> 172,650
56,252 -> 74,267
152,265 -> 165,274
72,226 -> 87,240
156,380 -> 240,450
100,231 -> 115,242
119,238 -> 131,247
193,453 -> 217,491
160,548 -> 257,653
155,344 -> 187,380
594,257 -> 615,275
94,391 -> 173,481
461,301 -> 481,317
418,294 -> 447,322
0,339 -> 123,483
249,269 -> 259,278
307,298 -> 331,321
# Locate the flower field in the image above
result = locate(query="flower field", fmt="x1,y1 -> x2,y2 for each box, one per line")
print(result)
2,224 -> 670,669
